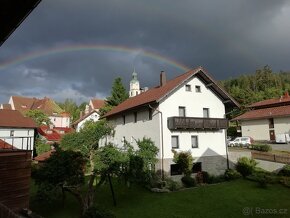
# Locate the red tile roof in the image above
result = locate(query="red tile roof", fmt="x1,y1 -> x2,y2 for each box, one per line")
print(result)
11,96 -> 65,116
104,67 -> 239,118
73,109 -> 98,125
1,104 -> 12,110
0,139 -> 15,149
37,126 -> 73,142
232,105 -> 290,121
0,109 -> 36,128
249,94 -> 290,108
91,99 -> 105,110
34,149 -> 55,162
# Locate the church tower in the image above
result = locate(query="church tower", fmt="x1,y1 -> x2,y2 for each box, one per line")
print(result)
129,69 -> 141,97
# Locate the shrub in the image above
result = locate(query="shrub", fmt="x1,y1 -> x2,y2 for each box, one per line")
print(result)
256,175 -> 268,188
83,206 -> 116,218
224,169 -> 242,181
251,144 -> 271,152
181,176 -> 196,187
236,157 -> 257,178
247,170 -> 279,184
195,171 -> 210,184
173,150 -> 194,176
207,174 -> 225,184
165,178 -> 182,191
278,165 -> 290,177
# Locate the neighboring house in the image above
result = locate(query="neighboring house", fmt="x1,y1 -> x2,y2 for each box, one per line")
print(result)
0,109 -> 36,152
37,125 -> 74,144
2,96 -> 71,128
103,67 -> 239,175
73,98 -> 105,132
232,92 -> 290,141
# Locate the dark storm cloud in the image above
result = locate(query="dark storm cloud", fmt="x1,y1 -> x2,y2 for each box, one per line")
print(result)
0,0 -> 290,103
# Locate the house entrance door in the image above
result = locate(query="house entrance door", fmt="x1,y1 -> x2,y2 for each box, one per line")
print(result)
269,130 -> 275,141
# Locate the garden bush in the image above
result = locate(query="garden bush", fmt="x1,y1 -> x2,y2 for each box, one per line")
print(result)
207,174 -> 225,184
278,165 -> 290,177
165,178 -> 182,191
181,176 -> 196,187
224,169 -> 242,181
250,144 -> 271,152
235,157 -> 257,178
195,171 -> 210,184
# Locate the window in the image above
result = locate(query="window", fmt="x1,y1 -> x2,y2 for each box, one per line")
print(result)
269,118 -> 274,128
203,108 -> 209,118
179,106 -> 186,117
191,136 -> 198,148
185,84 -> 191,91
195,85 -> 201,92
28,130 -> 30,135
10,130 -> 14,137
171,135 -> 179,149
149,108 -> 153,120
192,162 -> 202,173
170,164 -> 182,176
122,115 -> 126,125
134,112 -> 137,123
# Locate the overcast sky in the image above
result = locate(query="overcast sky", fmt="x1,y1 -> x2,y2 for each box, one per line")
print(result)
1,0 -> 290,104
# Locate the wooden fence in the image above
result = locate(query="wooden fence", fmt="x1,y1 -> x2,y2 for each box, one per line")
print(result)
0,150 -> 32,214
251,151 -> 290,164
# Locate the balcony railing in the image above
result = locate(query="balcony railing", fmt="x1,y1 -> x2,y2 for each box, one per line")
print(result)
167,117 -> 228,130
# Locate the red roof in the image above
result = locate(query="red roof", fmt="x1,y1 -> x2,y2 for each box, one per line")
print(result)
91,99 -> 105,110
0,109 -> 36,128
37,126 -> 73,142
1,104 -> 12,110
0,139 -> 15,149
34,149 -> 55,162
104,67 -> 239,118
233,105 -> 290,121
249,96 -> 290,109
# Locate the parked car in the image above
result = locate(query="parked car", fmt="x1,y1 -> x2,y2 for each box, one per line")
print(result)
228,136 -> 254,147
275,134 -> 290,144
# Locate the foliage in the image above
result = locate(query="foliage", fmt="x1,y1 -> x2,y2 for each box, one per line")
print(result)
173,150 -> 194,176
221,66 -> 290,117
278,164 -> 290,177
26,109 -> 51,126
83,206 -> 116,218
136,137 -> 159,172
181,176 -> 196,187
195,171 -> 211,184
235,157 -> 257,178
224,169 -> 242,181
227,126 -> 239,137
35,138 -> 51,155
250,144 -> 271,152
57,98 -> 88,123
165,178 -> 182,191
207,174 -> 226,184
99,77 -> 128,115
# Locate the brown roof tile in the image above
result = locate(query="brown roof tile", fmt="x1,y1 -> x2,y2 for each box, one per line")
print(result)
91,99 -> 105,109
232,105 -> 290,121
248,92 -> 290,108
0,109 -> 36,128
1,104 -> 12,110
104,67 -> 239,118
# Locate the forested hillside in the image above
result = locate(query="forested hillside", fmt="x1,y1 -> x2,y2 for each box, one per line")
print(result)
221,66 -> 290,108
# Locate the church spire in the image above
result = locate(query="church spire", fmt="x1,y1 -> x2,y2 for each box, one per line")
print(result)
129,68 -> 141,97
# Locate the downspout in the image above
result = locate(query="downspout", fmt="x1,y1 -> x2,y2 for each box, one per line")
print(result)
149,104 -> 164,180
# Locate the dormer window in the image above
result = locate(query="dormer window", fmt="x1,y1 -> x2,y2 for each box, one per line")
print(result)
21,105 -> 27,108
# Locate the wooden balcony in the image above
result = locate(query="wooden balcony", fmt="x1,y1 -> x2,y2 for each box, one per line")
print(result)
167,117 -> 228,130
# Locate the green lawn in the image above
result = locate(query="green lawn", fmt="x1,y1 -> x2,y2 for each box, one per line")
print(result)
30,179 -> 290,218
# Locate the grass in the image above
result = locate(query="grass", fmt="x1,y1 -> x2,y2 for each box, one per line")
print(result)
30,179 -> 290,218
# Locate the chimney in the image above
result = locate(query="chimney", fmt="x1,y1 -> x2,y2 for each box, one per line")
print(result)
160,71 -> 166,87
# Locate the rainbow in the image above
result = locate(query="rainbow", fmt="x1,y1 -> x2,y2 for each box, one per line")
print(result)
0,44 -> 190,71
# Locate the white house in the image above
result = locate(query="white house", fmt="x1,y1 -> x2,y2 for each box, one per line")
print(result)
233,92 -> 290,141
73,98 -> 105,132
4,96 -> 71,128
103,67 -> 239,175
0,109 -> 36,153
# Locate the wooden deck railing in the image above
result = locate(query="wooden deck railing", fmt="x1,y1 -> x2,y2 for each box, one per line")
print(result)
251,151 -> 290,164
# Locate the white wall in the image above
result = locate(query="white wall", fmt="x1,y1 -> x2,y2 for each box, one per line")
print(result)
106,108 -> 161,157
274,117 -> 290,135
50,116 -> 70,128
76,112 -> 100,132
0,128 -> 35,151
241,119 -> 269,140
159,76 -> 227,159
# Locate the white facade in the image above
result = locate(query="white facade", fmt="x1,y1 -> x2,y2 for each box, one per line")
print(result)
76,111 -> 100,132
241,116 -> 290,141
0,128 -> 35,152
50,115 -> 70,128
106,75 -> 229,174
